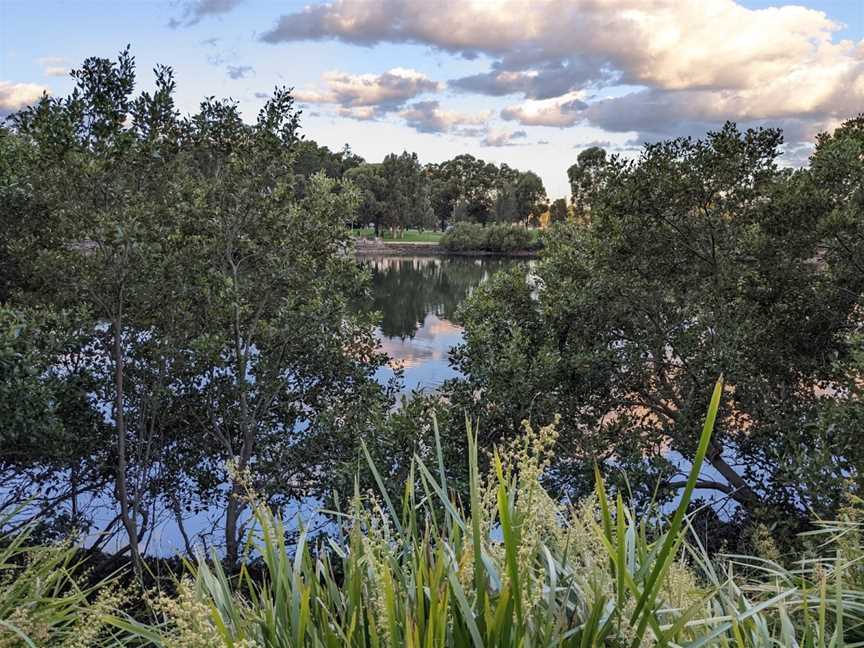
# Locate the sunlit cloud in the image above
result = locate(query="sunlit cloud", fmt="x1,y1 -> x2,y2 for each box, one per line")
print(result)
0,81 -> 47,118
259,0 -> 864,151
295,68 -> 441,119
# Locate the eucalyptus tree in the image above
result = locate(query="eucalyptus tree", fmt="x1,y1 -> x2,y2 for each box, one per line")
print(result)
514,170 -> 547,226
345,162 -> 388,234
549,197 -> 568,223
448,123 -> 863,534
568,145 -> 608,218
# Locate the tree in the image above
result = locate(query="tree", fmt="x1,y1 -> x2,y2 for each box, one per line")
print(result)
5,50 -> 393,571
549,197 -> 568,223
346,163 -> 388,234
567,146 -> 608,217
9,49 -> 188,577
381,151 -> 425,235
292,139 -> 364,198
514,171 -> 547,226
162,96 -> 391,566
447,123 -> 862,534
492,183 -> 518,223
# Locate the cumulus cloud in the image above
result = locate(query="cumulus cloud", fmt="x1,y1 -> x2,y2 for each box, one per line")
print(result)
451,59 -> 610,99
399,100 -> 490,134
574,139 -> 612,149
0,81 -> 47,118
295,68 -> 441,117
258,0 -> 848,90
37,57 -> 69,78
482,128 -> 528,147
501,91 -> 588,127
169,0 -> 243,28
258,0 -> 864,151
227,65 -> 254,80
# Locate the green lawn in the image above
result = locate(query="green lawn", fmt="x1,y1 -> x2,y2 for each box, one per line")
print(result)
352,227 -> 443,243
353,226 -> 543,244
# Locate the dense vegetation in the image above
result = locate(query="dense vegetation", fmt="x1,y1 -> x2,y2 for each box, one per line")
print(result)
440,223 -> 539,253
1,49 -> 863,644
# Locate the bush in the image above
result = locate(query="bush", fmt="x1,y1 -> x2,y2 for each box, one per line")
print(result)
484,223 -> 531,252
441,222 -> 534,252
0,509 -> 122,647
440,222 -> 486,251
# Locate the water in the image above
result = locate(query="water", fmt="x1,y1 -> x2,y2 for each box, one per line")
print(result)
361,255 -> 519,392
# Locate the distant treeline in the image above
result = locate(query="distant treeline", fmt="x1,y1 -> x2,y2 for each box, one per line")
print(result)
293,141 -> 549,235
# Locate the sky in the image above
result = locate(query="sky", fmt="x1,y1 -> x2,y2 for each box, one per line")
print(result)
2,0 -> 864,199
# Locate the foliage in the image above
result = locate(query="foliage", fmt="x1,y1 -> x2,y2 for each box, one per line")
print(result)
0,509 -> 124,647
567,145 -> 608,216
428,156 -> 547,229
2,49 -> 393,573
292,140 -> 364,198
447,122 -> 864,539
441,223 -> 535,253
549,197 -> 568,223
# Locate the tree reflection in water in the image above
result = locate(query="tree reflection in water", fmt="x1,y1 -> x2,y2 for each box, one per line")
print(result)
360,255 -> 518,390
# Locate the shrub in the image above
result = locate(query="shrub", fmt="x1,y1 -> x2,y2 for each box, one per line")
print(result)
484,223 -> 531,252
441,222 -> 534,252
0,509 -> 123,647
441,222 -> 486,251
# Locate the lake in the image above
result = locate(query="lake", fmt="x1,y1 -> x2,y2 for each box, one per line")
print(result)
361,255 -> 520,391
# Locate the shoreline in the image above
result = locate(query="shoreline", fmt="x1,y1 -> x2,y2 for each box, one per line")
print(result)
353,239 -> 539,258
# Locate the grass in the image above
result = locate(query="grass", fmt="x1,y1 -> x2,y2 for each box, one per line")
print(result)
103,376 -> 864,646
353,227 -> 444,243
352,227 -> 544,245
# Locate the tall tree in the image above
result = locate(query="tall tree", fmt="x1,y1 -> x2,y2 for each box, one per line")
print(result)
549,197 -> 568,223
10,49 -> 184,576
514,171 -> 547,226
568,146 -> 608,217
169,94 -> 390,565
346,163 -> 388,234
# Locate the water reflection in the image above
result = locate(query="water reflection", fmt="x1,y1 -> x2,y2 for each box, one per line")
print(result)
362,255 -> 517,391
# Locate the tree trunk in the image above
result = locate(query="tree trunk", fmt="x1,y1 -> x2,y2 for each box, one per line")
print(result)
112,317 -> 142,579
225,283 -> 254,568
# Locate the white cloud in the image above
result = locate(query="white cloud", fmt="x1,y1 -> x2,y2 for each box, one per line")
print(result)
37,57 -> 69,77
501,91 -> 587,127
295,68 -> 441,117
399,100 -> 490,134
0,81 -> 47,117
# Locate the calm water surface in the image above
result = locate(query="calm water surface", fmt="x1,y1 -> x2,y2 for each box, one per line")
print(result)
361,255 -> 519,391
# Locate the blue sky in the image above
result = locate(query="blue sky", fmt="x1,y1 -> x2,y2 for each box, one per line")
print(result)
2,0 -> 863,198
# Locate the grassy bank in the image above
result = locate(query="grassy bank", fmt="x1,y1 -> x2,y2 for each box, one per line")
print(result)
353,227 -> 444,243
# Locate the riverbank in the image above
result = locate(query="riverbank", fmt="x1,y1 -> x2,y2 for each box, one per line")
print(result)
354,238 -> 539,257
